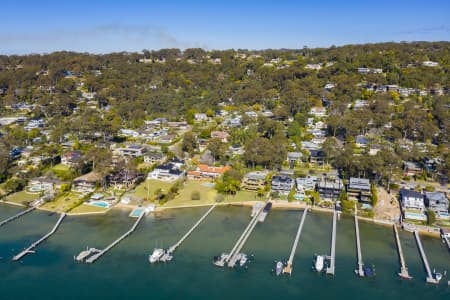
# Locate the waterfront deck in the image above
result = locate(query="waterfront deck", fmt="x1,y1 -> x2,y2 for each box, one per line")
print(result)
85,211 -> 145,264
414,230 -> 438,284
326,210 -> 337,275
354,204 -> 364,277
225,205 -> 264,268
12,213 -> 66,261
283,207 -> 308,275
0,206 -> 36,227
393,224 -> 411,279
163,204 -> 216,260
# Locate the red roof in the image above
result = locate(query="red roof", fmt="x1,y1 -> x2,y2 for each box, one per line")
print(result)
197,164 -> 230,174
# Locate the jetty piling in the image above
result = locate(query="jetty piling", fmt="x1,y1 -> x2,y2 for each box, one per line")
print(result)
393,224 -> 411,279
326,210 -> 337,275
0,206 -> 36,227
85,211 -> 145,264
12,213 -> 66,261
283,207 -> 308,275
414,230 -> 438,284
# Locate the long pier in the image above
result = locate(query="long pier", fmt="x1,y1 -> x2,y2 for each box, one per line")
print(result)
414,230 -> 438,284
85,212 -> 145,264
167,204 -> 216,254
326,210 -> 337,275
226,205 -> 264,267
12,213 -> 66,261
354,204 -> 364,277
393,224 -> 411,279
283,207 -> 308,275
0,206 -> 36,227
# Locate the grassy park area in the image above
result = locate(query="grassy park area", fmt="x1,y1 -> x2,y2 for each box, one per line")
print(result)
4,191 -> 40,205
40,192 -> 84,213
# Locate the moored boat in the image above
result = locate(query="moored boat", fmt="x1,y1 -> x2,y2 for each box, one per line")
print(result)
149,248 -> 164,263
314,255 -> 324,272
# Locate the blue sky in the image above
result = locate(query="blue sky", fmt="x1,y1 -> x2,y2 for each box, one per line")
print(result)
1,0 -> 449,54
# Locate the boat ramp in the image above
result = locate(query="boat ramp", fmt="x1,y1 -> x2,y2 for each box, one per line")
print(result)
12,213 -> 66,261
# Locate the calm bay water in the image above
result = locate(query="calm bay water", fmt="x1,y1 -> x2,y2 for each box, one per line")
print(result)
0,203 -> 449,300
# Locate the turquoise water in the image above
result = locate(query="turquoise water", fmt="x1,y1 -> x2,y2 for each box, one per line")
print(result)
0,203 -> 449,300
88,201 -> 109,208
130,207 -> 144,217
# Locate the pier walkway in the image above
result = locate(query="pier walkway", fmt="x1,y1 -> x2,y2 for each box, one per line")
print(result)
167,204 -> 216,255
85,212 -> 145,264
0,206 -> 36,227
283,207 -> 308,275
326,210 -> 337,275
12,213 -> 66,261
414,230 -> 438,284
226,205 -> 264,267
354,204 -> 364,277
393,224 -> 411,279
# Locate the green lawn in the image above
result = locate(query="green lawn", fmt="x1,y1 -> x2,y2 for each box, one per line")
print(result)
50,164 -> 72,178
163,181 -> 218,207
69,204 -> 108,214
4,191 -> 40,205
40,192 -> 84,213
223,190 -> 266,203
132,179 -> 174,200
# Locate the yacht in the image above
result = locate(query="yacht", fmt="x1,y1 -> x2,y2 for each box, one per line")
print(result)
149,248 -> 164,263
275,261 -> 284,276
314,255 -> 325,272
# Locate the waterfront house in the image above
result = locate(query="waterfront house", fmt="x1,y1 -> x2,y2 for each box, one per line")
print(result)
29,177 -> 66,193
403,162 -> 423,177
143,152 -> 166,164
115,144 -> 146,158
147,163 -> 184,182
399,188 -> 426,221
107,170 -> 143,190
347,177 -> 372,203
241,171 -> 267,191
424,192 -> 449,218
271,175 -> 294,195
61,150 -> 82,167
187,164 -> 231,180
72,172 -> 103,193
317,177 -> 344,201
296,176 -> 318,192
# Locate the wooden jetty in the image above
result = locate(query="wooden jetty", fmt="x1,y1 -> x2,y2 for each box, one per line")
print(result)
354,204 -> 364,277
283,207 -> 308,275
0,206 -> 36,227
414,230 -> 438,284
12,213 -> 66,261
393,224 -> 412,279
163,204 -> 216,260
326,210 -> 338,275
85,211 -> 145,264
225,205 -> 264,268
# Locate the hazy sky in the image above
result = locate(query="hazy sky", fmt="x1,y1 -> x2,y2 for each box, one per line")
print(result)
1,0 -> 449,54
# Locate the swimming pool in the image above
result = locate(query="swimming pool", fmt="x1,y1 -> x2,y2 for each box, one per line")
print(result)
203,182 -> 216,187
404,211 -> 426,221
86,201 -> 110,208
29,186 -> 48,193
130,207 -> 144,218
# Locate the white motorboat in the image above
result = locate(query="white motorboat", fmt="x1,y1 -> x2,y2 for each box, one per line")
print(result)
275,261 -> 284,276
315,255 -> 325,272
149,248 -> 164,263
